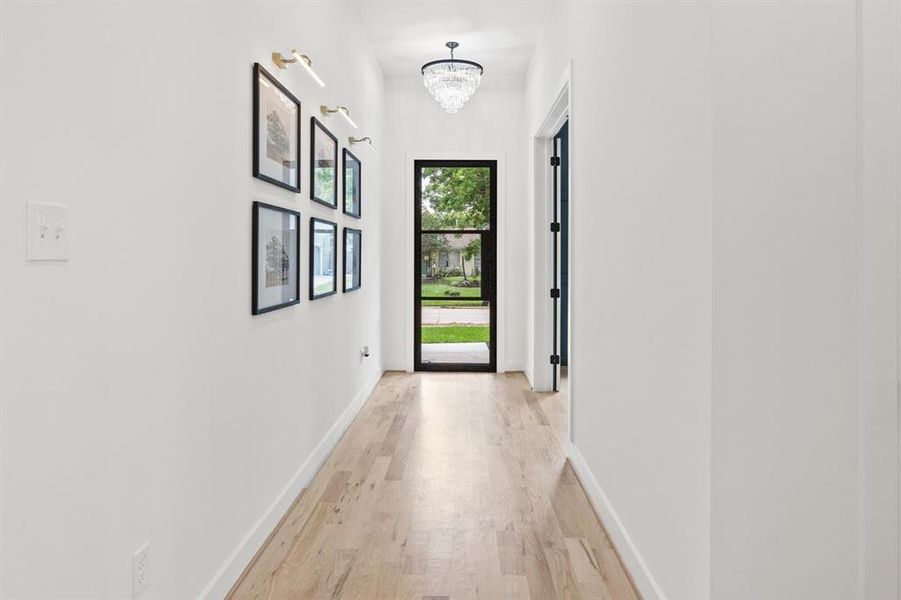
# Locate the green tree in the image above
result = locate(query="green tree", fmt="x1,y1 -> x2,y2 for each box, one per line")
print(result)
421,234 -> 448,278
315,166 -> 335,201
459,237 -> 480,281
421,167 -> 490,229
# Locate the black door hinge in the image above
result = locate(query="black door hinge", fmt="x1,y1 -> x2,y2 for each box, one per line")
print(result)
550,222 -> 560,233
550,354 -> 561,365
550,156 -> 561,166
550,288 -> 560,299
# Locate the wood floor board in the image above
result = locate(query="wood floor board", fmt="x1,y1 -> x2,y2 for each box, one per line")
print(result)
228,372 -> 638,600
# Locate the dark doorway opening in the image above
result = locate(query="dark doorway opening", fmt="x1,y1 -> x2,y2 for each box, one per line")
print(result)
557,122 -> 570,368
414,160 -> 497,372
551,121 -> 569,390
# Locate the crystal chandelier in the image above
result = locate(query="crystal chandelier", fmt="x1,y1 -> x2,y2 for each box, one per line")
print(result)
421,42 -> 484,114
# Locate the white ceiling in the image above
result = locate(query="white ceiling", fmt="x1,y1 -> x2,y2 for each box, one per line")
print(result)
349,1 -> 553,78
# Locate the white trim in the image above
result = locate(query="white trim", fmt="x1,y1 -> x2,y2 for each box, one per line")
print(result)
404,154 -> 415,372
531,138 -> 553,392
531,62 -> 572,394
568,444 -> 665,600
896,5 -> 901,591
530,62 -> 574,447
854,2 -> 866,594
404,151 -> 508,373
198,367 -> 384,600
502,360 -> 526,373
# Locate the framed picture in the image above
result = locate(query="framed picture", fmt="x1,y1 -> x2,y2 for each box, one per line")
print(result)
343,228 -> 362,292
343,149 -> 361,218
310,117 -> 338,208
252,201 -> 300,314
253,64 -> 301,192
310,217 -> 338,299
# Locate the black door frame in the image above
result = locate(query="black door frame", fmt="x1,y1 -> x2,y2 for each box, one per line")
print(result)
414,159 -> 497,372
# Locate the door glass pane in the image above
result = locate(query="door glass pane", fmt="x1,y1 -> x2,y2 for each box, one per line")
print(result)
420,300 -> 490,365
420,233 -> 482,300
421,166 -> 491,230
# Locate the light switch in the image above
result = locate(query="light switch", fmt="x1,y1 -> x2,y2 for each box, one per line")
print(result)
27,201 -> 69,261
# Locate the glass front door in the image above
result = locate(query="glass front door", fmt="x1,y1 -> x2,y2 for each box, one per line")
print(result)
414,160 -> 497,371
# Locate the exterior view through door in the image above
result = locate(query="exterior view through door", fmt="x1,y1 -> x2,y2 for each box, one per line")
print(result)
415,160 -> 497,371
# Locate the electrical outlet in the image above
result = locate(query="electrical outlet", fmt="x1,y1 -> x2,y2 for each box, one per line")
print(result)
132,543 -> 150,597
26,201 -> 69,261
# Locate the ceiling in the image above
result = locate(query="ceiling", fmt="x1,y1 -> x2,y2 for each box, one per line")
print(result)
349,1 -> 553,79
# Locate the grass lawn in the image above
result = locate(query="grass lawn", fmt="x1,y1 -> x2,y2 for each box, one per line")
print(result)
422,299 -> 486,307
422,277 -> 482,299
420,275 -> 482,306
421,325 -> 489,344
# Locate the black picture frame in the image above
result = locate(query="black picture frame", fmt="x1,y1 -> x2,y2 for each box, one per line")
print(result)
252,63 -> 301,193
252,201 -> 301,315
343,148 -> 362,218
309,217 -> 338,299
310,117 -> 338,208
343,228 -> 362,292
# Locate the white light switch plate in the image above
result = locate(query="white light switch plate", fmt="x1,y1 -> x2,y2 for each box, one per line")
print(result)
26,201 -> 69,261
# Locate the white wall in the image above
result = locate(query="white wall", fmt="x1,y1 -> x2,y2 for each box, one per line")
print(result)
526,3 -> 714,598
709,2 -> 860,598
527,1 -> 900,598
381,75 -> 528,371
0,2 -> 384,598
856,1 -> 899,597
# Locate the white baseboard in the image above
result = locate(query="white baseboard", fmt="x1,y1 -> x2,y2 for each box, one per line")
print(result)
567,444 -> 665,600
198,367 -> 385,600
501,360 -> 525,373
382,362 -> 525,374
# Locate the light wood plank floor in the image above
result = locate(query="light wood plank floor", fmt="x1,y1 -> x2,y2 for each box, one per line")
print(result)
229,372 -> 638,600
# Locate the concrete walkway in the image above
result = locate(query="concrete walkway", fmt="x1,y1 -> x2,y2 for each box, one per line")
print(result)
421,342 -> 489,364
421,306 -> 489,325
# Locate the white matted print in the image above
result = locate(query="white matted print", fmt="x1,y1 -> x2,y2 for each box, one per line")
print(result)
253,64 -> 301,192
252,201 -> 300,314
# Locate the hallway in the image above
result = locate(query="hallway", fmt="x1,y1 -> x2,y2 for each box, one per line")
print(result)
3,1 -> 900,598
230,372 -> 637,600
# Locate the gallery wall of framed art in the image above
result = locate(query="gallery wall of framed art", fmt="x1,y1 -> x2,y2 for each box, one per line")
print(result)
249,59 -> 366,315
